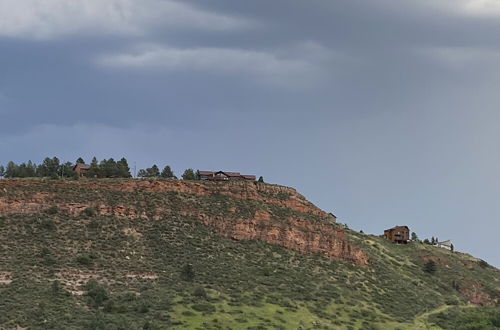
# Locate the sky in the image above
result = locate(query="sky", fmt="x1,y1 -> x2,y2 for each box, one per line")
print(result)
0,0 -> 499,267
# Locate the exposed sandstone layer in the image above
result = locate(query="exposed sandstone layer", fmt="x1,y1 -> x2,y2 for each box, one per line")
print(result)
0,179 -> 368,265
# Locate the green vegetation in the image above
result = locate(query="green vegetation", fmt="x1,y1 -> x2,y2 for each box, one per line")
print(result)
423,260 -> 437,274
0,156 -> 132,179
429,306 -> 500,329
0,179 -> 498,329
182,168 -> 197,180
138,165 -> 161,178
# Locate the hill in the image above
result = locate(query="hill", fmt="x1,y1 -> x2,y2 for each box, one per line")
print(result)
0,178 -> 498,329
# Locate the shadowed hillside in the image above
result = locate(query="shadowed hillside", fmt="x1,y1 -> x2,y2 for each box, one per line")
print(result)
0,179 -> 498,329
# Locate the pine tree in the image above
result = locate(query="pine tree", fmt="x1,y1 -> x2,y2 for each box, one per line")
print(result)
86,157 -> 100,178
411,232 -> 418,241
5,161 -> 18,178
150,165 -> 160,177
161,165 -> 175,179
76,157 -> 85,164
0,165 -> 4,178
258,176 -> 264,183
182,168 -> 196,180
117,158 -> 132,178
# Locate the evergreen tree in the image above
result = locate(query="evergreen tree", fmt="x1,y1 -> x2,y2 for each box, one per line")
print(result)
76,157 -> 85,164
450,243 -> 454,252
431,237 -> 435,245
60,162 -> 74,178
86,157 -> 100,178
0,165 -> 4,178
5,161 -> 18,178
258,176 -> 264,183
411,232 -> 418,241
100,158 -> 116,178
160,165 -> 175,179
117,158 -> 132,178
182,168 -> 196,180
138,165 -> 161,178
18,161 -> 36,177
150,165 -> 160,177
37,157 -> 60,177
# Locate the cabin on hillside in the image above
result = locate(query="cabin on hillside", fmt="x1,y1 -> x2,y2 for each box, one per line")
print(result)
73,163 -> 90,177
384,225 -> 410,244
197,170 -> 256,181
436,240 -> 453,250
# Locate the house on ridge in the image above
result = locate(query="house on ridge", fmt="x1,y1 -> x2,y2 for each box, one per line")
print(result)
436,240 -> 453,250
196,170 -> 256,181
73,163 -> 91,177
384,225 -> 410,244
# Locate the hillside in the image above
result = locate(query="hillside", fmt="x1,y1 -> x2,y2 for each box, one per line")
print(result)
0,178 -> 498,329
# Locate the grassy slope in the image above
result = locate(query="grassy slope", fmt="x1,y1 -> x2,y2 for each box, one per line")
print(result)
0,179 -> 498,329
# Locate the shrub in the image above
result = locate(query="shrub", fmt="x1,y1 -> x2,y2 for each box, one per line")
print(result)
45,206 -> 59,215
478,260 -> 489,268
85,280 -> 109,307
82,207 -> 97,217
193,287 -> 207,300
77,253 -> 97,267
423,260 -> 437,274
40,218 -> 56,231
181,264 -> 195,282
191,303 -> 216,313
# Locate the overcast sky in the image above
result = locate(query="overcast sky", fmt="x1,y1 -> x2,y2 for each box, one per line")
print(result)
1,0 -> 499,267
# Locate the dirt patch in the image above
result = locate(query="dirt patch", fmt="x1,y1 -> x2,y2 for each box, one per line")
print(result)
54,269 -> 112,295
0,271 -> 13,285
126,272 -> 159,280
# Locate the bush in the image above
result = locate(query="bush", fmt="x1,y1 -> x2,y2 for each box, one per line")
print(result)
82,207 -> 97,217
77,253 -> 97,267
45,206 -> 59,215
193,287 -> 207,300
478,260 -> 489,268
423,260 -> 437,274
181,264 -> 195,282
85,280 -> 109,307
191,303 -> 216,313
40,218 -> 56,231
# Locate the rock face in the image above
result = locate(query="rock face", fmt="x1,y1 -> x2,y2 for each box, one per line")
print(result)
0,179 -> 368,265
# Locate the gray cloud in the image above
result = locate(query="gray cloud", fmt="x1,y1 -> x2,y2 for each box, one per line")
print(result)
0,0 -> 251,39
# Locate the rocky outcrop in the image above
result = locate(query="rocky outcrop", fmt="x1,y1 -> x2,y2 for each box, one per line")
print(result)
0,179 -> 367,265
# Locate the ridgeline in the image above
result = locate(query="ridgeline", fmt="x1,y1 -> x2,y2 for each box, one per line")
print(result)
0,178 -> 498,329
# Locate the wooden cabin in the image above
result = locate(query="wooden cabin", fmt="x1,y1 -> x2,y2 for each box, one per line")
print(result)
384,225 -> 410,244
73,163 -> 90,177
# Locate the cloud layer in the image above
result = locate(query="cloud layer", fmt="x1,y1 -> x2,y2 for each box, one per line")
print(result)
0,0 -> 249,39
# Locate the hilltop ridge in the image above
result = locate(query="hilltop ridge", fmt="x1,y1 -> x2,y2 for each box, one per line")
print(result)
0,178 -> 498,329
0,179 -> 367,265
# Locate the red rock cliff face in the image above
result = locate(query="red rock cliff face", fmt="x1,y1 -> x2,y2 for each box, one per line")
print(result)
0,179 -> 368,265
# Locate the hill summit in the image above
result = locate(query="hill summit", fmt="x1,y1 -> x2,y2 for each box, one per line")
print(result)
0,179 -> 498,329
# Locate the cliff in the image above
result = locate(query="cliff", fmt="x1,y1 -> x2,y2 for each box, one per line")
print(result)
0,179 -> 368,265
